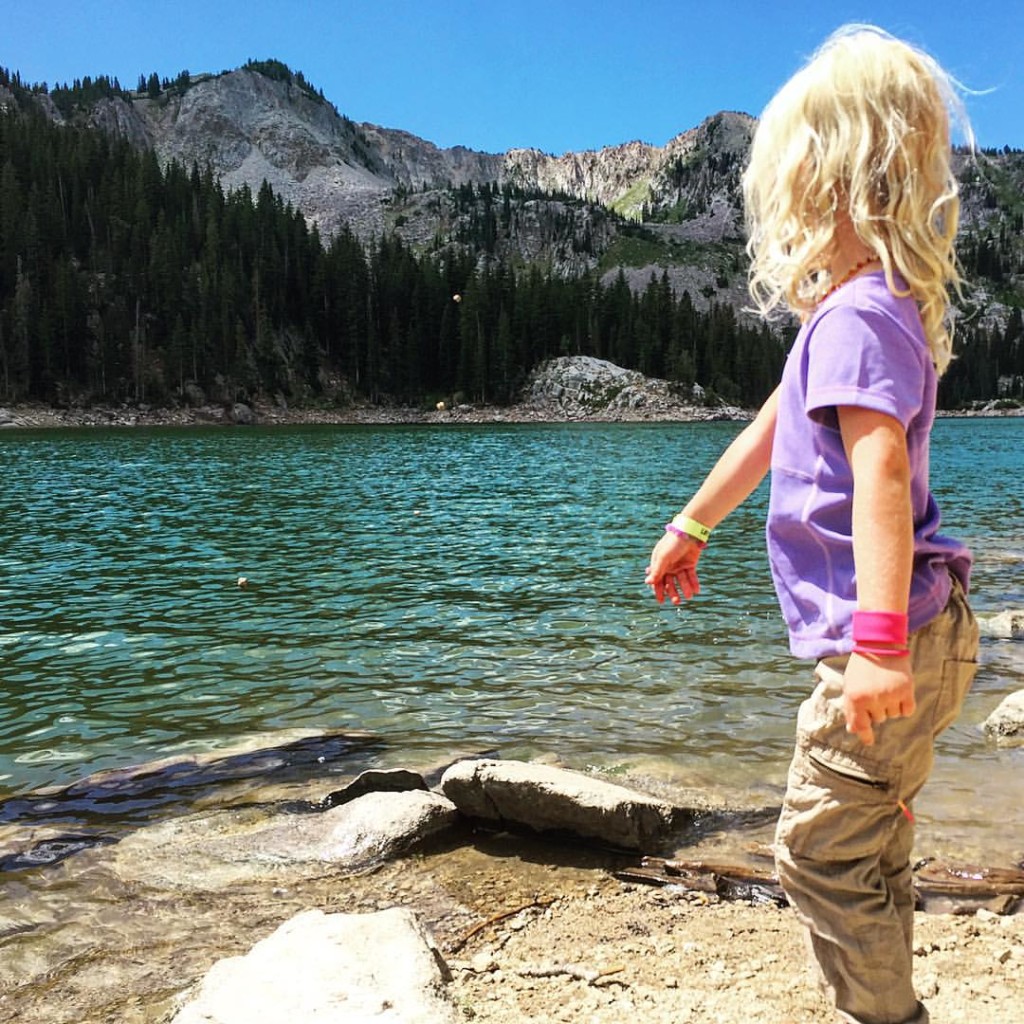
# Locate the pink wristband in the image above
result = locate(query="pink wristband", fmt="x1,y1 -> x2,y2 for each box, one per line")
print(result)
852,610 -> 908,646
664,523 -> 707,548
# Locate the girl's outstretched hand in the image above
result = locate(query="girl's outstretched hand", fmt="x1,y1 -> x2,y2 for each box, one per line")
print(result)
645,532 -> 703,605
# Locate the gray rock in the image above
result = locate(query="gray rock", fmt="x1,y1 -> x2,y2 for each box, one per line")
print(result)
113,788 -> 460,890
522,355 -> 747,422
230,402 -> 256,425
980,609 -> 1024,639
983,690 -> 1024,744
246,788 -> 460,867
171,907 -> 458,1024
440,758 -> 676,850
182,382 -> 206,407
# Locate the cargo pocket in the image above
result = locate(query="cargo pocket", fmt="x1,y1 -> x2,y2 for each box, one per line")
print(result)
777,741 -> 901,861
932,658 -> 978,735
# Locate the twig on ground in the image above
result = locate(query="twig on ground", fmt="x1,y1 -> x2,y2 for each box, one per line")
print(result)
450,895 -> 557,953
518,963 -> 628,987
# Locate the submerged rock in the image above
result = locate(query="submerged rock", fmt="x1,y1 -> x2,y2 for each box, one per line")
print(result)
171,907 -> 458,1024
113,789 -> 460,889
0,728 -> 383,835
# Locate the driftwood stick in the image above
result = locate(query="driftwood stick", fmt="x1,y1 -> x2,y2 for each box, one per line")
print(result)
618,855 -> 1024,913
451,895 -> 557,953
659,857 -> 777,884
914,862 -> 1024,898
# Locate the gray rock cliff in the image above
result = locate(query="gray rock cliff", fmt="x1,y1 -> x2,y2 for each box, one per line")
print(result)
53,69 -> 751,254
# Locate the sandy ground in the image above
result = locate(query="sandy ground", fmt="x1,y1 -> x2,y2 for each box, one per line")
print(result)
395,835 -> 1024,1024
439,872 -> 1024,1024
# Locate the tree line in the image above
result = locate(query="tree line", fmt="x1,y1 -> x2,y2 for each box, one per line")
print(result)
0,83 -> 1019,411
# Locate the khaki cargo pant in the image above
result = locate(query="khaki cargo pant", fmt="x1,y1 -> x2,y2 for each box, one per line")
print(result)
775,579 -> 978,1024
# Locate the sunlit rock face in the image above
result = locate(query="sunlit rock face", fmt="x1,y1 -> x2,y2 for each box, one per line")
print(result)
58,70 -> 753,253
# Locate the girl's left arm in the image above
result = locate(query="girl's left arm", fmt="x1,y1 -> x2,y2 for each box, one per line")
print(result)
837,404 -> 916,746
645,386 -> 779,605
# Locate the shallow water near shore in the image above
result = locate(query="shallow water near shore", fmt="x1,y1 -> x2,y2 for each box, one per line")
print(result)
0,419 -> 1022,866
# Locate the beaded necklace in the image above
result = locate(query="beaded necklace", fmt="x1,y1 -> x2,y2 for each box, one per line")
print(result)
818,258 -> 878,305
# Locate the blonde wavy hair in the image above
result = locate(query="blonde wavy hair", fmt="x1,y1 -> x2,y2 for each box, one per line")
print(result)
743,25 -> 972,374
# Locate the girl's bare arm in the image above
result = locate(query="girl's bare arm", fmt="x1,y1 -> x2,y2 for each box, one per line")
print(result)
646,387 -> 779,605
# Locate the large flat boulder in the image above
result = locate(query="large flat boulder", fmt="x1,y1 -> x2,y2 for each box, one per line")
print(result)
440,758 -> 676,850
171,907 -> 458,1024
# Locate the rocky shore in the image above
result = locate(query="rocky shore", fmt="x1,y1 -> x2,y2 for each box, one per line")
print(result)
2,740 -> 1023,1024
1,350 -> 1020,431
0,396 -> 746,430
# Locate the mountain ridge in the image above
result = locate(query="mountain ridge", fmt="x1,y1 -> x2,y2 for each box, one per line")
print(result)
4,65 -> 755,244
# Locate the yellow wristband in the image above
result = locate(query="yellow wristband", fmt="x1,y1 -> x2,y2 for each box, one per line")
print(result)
671,514 -> 712,544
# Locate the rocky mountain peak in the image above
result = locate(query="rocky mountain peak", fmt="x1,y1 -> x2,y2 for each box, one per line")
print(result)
30,63 -> 754,243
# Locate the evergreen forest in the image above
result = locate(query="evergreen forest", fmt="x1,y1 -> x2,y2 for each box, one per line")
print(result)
1,69 -> 1022,413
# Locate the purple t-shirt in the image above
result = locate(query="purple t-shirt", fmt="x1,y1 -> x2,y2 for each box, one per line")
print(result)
767,270 -> 972,660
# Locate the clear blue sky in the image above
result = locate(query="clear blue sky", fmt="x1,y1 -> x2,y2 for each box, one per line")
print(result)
5,1 -> 1021,154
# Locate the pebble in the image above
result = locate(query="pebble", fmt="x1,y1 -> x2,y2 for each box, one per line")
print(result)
471,952 -> 497,973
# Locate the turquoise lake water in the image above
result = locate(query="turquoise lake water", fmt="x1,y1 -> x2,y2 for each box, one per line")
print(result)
1,419 -> 1022,861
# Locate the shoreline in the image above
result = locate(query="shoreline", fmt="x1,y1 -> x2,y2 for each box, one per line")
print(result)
2,395 -> 1021,1018
2,755 -> 1022,1024
0,399 -> 751,429
2,398 -> 1022,430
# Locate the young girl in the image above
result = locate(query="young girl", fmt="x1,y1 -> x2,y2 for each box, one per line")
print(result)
646,26 -> 979,1024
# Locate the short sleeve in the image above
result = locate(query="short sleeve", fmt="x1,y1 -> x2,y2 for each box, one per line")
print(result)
804,303 -> 926,429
